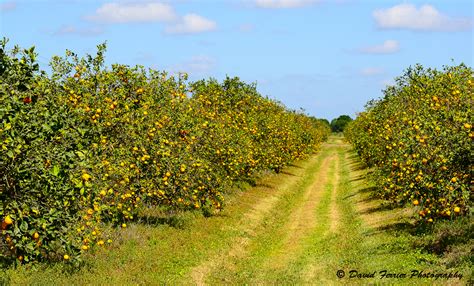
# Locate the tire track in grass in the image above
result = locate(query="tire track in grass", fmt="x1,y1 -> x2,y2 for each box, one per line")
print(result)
189,153 -> 326,285
259,154 -> 334,272
202,148 -> 331,285
329,152 -> 341,234
257,141 -> 348,284
237,142 -> 338,284
296,144 -> 348,284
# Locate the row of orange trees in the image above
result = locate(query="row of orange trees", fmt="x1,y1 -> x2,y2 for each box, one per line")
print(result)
0,40 -> 330,263
345,64 -> 472,223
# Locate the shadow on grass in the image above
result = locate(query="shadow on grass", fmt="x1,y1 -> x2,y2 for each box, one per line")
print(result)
346,154 -> 373,174
375,222 -> 414,232
347,153 -> 360,161
349,175 -> 365,183
359,203 -> 400,215
343,186 -> 377,201
288,163 -> 303,169
358,186 -> 377,194
0,255 -> 89,275
136,209 -> 206,229
348,162 -> 370,173
280,170 -> 296,176
256,183 -> 276,189
137,206 -> 231,229
137,215 -> 187,228
363,222 -> 415,237
0,256 -> 15,270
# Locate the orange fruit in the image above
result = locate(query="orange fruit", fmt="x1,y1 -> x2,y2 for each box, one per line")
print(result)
81,173 -> 91,181
4,215 -> 13,225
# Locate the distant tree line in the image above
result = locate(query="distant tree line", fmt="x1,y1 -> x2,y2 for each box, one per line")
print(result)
306,116 -> 352,133
330,115 -> 352,132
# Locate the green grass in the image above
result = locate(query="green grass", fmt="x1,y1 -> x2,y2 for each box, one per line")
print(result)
203,145 -> 331,284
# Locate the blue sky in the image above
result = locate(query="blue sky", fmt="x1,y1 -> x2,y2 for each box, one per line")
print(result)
1,0 -> 472,120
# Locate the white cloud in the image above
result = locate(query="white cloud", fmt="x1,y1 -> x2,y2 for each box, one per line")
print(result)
359,40 -> 400,54
0,1 -> 16,11
373,4 -> 472,31
85,2 -> 217,35
86,2 -> 177,23
170,55 -> 216,74
165,14 -> 217,35
255,0 -> 318,9
360,67 -> 384,76
54,25 -> 104,37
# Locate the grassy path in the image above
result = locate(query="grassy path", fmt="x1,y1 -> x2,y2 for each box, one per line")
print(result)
4,135 -> 469,285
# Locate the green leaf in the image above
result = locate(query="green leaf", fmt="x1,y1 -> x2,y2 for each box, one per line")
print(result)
3,122 -> 11,130
20,221 -> 29,232
42,123 -> 52,132
14,144 -> 22,154
75,150 -> 85,160
51,165 -> 60,177
74,179 -> 83,188
11,227 -> 19,237
78,128 -> 86,137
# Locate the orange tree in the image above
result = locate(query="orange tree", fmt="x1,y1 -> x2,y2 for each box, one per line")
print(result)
1,41 -> 330,264
345,64 -> 473,223
189,77 -> 329,179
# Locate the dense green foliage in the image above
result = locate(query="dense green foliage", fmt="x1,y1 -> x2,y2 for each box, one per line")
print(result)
0,40 -> 330,264
345,64 -> 473,223
330,115 -> 352,132
313,118 -> 330,129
